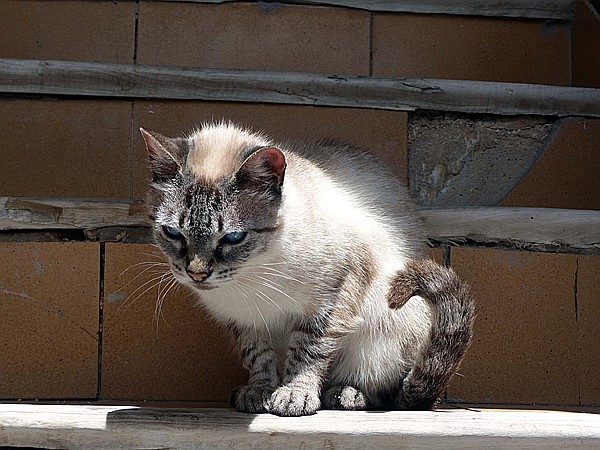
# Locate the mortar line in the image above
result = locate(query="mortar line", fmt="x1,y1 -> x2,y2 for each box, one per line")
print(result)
369,13 -> 374,77
129,101 -> 136,200
129,1 -> 140,200
96,242 -> 106,401
574,257 -> 582,406
133,0 -> 140,65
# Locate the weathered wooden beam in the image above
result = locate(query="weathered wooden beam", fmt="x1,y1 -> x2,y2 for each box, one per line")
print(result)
420,207 -> 600,252
2,198 -> 599,252
156,0 -> 576,20
0,197 -> 148,231
0,405 -> 599,449
1,59 -> 599,118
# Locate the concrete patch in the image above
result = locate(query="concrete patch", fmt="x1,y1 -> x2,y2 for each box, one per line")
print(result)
408,113 -> 555,206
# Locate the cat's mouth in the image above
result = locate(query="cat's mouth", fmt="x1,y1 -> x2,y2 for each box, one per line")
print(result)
172,270 -> 219,291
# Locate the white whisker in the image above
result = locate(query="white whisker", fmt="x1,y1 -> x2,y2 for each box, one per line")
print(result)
245,274 -> 303,310
229,282 -> 257,335
155,276 -> 178,335
118,271 -> 170,314
234,279 -> 273,341
255,289 -> 286,315
120,260 -> 168,276
240,263 -> 303,284
118,262 -> 169,291
238,272 -> 302,312
243,269 -> 302,284
237,275 -> 287,315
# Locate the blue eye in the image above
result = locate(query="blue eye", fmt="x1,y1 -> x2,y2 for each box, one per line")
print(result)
222,231 -> 247,245
162,225 -> 183,239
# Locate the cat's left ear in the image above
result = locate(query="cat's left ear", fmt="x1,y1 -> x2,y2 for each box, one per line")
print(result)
236,147 -> 286,194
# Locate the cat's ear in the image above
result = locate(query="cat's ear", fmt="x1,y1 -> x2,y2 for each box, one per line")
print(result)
140,128 -> 185,181
236,147 -> 286,194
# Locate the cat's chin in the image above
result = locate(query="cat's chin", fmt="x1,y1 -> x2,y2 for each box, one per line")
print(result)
192,283 -> 217,291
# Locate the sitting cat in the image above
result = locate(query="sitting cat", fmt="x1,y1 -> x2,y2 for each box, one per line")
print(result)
141,121 -> 474,416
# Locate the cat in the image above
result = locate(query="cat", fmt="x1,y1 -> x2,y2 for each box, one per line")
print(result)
141,121 -> 474,416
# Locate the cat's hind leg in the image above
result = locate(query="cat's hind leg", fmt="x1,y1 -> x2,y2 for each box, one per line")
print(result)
321,385 -> 368,410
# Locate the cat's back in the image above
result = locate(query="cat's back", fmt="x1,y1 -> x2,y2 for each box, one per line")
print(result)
283,139 -> 425,258
287,140 -> 421,224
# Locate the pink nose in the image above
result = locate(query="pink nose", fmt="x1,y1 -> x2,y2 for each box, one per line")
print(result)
187,270 -> 211,282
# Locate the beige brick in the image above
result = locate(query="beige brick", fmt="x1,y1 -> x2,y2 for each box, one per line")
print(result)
572,0 -> 600,88
429,247 -> 446,265
373,14 -> 570,85
137,2 -> 370,75
578,255 -> 600,405
448,248 -> 579,405
133,102 -> 408,198
0,99 -> 132,198
101,243 -> 247,401
0,242 -> 99,399
0,0 -> 134,63
501,118 -> 600,210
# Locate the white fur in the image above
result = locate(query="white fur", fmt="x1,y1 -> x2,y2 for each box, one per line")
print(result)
192,137 -> 430,393
159,124 -> 432,398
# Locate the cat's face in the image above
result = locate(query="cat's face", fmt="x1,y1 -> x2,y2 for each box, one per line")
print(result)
141,126 -> 286,292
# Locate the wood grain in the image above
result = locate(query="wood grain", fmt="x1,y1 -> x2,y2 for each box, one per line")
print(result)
0,197 -> 148,231
2,197 -> 598,251
156,0 -> 576,20
419,207 -> 600,251
0,405 -> 598,449
1,59 -> 599,117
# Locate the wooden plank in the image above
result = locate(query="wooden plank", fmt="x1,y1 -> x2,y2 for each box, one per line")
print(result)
419,207 -> 600,251
1,198 -> 599,251
1,59 -> 599,118
0,405 -> 599,449
156,0 -> 576,20
0,197 -> 148,231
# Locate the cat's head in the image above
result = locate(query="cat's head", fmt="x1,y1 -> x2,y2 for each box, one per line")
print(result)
141,123 -> 286,292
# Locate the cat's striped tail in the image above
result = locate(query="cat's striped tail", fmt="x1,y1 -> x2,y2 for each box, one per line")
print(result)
388,258 -> 475,410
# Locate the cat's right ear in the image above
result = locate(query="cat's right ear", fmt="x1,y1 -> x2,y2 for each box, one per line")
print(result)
140,128 -> 185,181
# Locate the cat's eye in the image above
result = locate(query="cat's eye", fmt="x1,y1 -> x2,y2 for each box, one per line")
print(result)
162,225 -> 183,239
221,231 -> 248,245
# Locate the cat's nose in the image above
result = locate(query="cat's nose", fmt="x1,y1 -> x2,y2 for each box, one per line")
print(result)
186,269 -> 212,283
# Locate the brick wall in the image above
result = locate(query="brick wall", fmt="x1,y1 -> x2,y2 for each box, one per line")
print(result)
0,0 -> 598,406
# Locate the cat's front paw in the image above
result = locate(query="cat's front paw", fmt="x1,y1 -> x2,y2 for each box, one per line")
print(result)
269,385 -> 321,417
230,385 -> 274,414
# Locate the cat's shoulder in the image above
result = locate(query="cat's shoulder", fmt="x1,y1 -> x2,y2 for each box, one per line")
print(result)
285,138 -> 387,174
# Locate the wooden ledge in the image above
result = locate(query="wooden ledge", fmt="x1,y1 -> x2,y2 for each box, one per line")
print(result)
0,405 -> 599,448
158,0 -> 576,20
2,197 -> 599,253
2,59 -> 599,118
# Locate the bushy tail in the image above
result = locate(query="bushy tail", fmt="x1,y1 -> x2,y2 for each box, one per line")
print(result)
388,259 -> 475,409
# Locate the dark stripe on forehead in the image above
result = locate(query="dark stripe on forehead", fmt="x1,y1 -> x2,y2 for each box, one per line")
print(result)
185,184 -> 224,233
